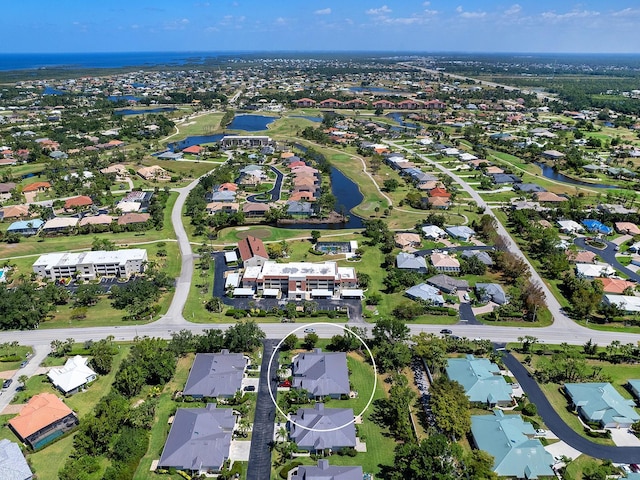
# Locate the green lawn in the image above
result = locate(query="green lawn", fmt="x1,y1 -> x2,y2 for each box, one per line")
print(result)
562,456 -> 610,480
0,344 -> 33,372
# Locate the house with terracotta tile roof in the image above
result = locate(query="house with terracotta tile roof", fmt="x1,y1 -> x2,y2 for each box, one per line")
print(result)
182,145 -> 204,155
117,213 -> 151,226
22,181 -> 51,193
373,99 -> 396,109
294,98 -> 316,108
565,250 -> 597,264
597,277 -> 636,294
0,204 -> 30,220
429,187 -> 451,198
237,235 -> 269,268
397,99 -> 422,110
427,196 -> 451,209
535,192 -> 568,203
430,252 -> 461,273
8,393 -> 78,449
394,232 -> 422,249
344,99 -> 368,109
425,99 -> 446,109
318,99 -> 343,108
615,222 -> 640,236
217,183 -> 238,192
242,202 -> 270,217
64,195 -> 93,210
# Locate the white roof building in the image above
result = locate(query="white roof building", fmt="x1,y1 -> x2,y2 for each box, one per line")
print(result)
116,201 -> 141,213
33,249 -> 148,281
575,263 -> 615,279
47,355 -> 97,395
603,294 -> 640,313
558,220 -> 584,234
422,225 -> 446,240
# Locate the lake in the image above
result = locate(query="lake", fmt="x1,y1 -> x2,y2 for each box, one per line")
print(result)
386,112 -> 420,129
167,134 -> 224,152
535,162 -> 617,189
227,114 -> 276,131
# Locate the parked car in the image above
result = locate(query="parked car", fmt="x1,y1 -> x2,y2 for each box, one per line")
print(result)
2,379 -> 12,389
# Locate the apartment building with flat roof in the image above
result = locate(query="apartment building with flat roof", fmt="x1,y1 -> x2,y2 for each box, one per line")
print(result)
33,249 -> 147,281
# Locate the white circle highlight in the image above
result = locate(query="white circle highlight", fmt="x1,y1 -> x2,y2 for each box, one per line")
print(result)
267,322 -> 378,433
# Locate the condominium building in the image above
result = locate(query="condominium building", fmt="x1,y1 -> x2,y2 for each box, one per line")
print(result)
33,249 -> 148,281
241,261 -> 357,300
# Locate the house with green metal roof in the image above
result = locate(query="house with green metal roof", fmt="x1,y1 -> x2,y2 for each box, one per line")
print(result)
564,383 -> 640,428
445,355 -> 513,406
471,411 -> 555,479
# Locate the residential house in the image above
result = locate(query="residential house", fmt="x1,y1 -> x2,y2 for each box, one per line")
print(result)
158,404 -> 235,474
237,235 -> 269,268
557,220 -> 584,234
287,200 -> 314,218
565,250 -> 597,264
405,283 -> 445,305
396,252 -> 428,273
615,222 -> 640,236
373,99 -> 396,109
206,191 -> 237,203
292,349 -> 350,399
8,393 -> 79,449
183,351 -> 247,398
430,252 -> 461,273
291,460 -> 362,480
7,219 -> 44,236
541,150 -> 565,161
446,226 -> 476,242
78,215 -> 114,229
575,263 -> 615,279
0,182 -> 16,201
294,98 -> 316,108
427,196 -> 451,209
41,217 -> 79,234
242,202 -> 270,217
137,165 -> 170,181
429,187 -> 451,198
490,173 -> 522,184
117,212 -> 151,226
0,204 -> 30,220
536,192 -> 568,203
475,283 -> 508,305
206,202 -> 240,215
471,411 -> 554,479
63,195 -> 93,211
446,355 -> 513,406
394,232 -> 422,249
564,383 -> 640,428
120,191 -> 154,211
597,277 -> 636,294
289,403 -> 356,453
47,355 -> 97,395
182,145 -> 204,155
426,274 -> 469,294
628,380 -> 640,401
461,250 -> 493,266
603,294 -> 640,313
0,439 -> 33,480
22,181 -> 51,194
582,219 -> 613,235
514,183 -> 547,193
421,224 -> 446,240
318,99 -> 344,108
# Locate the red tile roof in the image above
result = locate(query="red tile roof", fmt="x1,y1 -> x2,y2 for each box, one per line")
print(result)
9,393 -> 74,439
237,235 -> 268,261
22,181 -> 51,193
64,195 -> 93,209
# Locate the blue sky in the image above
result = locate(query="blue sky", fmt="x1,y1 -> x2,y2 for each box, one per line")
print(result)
4,1 -> 640,53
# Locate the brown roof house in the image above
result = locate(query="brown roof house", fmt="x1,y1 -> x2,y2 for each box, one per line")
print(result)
9,393 -> 78,450
117,212 -> 151,226
394,232 -> 422,250
615,222 -> 640,236
238,235 -> 269,267
137,165 -> 170,181
22,181 -> 51,193
64,195 -> 93,211
1,204 -> 30,221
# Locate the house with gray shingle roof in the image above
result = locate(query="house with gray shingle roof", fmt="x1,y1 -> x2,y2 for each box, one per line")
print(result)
426,274 -> 469,294
564,382 -> 640,428
396,252 -> 427,273
475,283 -> 508,305
461,250 -> 493,266
183,351 -> 247,399
289,404 -> 357,453
446,226 -> 476,242
471,411 -> 554,479
158,404 -> 235,474
0,439 -> 32,480
291,460 -> 363,480
287,200 -> 314,217
292,349 -> 350,399
405,283 -> 444,305
446,355 -> 513,406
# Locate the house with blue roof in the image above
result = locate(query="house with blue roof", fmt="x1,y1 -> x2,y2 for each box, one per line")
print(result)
564,382 -> 640,428
471,411 -> 555,479
446,355 -> 513,406
7,219 -> 44,236
405,283 -> 445,305
446,226 -> 476,242
581,219 -> 613,235
628,379 -> 640,401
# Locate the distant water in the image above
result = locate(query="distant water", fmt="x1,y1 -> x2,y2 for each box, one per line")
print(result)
0,51 -> 238,71
227,114 -> 276,131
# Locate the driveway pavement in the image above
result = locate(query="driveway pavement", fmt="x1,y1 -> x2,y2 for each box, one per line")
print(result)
544,441 -> 582,461
609,428 -> 640,446
501,350 -> 640,462
246,339 -> 279,480
230,440 -> 252,462
574,237 -> 640,282
458,302 -> 481,325
246,165 -> 284,203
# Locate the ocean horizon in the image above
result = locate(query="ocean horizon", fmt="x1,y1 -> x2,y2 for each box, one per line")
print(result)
2,51 -> 640,72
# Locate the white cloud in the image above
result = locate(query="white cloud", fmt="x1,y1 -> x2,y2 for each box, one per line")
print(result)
504,4 -> 521,16
456,6 -> 486,19
275,17 -> 287,25
541,9 -> 600,21
610,7 -> 640,17
423,1 -> 431,6
314,8 -> 331,15
456,6 -> 463,13
366,5 -> 392,15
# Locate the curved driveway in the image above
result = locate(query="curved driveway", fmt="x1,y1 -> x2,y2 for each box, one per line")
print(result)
502,351 -> 640,463
574,237 -> 640,282
246,165 -> 284,203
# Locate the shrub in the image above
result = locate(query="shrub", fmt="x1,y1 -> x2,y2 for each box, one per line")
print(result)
279,461 -> 303,479
522,403 -> 537,416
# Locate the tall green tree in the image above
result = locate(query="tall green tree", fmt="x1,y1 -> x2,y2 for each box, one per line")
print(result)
430,376 -> 471,439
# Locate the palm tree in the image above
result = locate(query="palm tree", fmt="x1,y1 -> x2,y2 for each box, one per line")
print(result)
276,426 -> 288,443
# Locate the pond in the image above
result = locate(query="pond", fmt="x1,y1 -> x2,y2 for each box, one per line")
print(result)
534,162 -> 617,189
386,112 -> 420,130
227,114 -> 276,131
167,134 -> 224,152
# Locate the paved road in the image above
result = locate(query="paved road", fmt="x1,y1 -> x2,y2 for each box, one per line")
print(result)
246,339 -> 278,480
502,351 -> 640,463
0,345 -> 50,413
246,165 -> 284,203
574,237 -> 640,282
